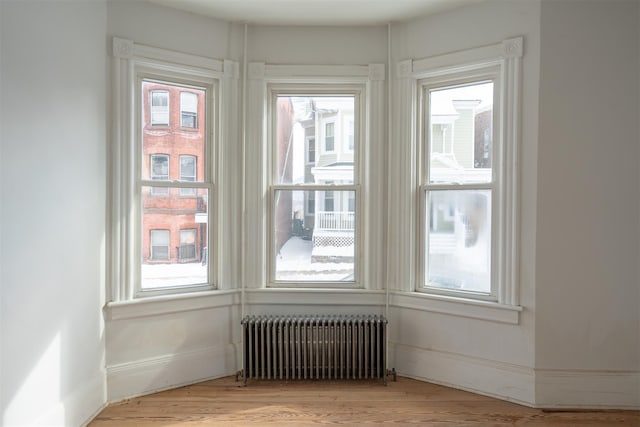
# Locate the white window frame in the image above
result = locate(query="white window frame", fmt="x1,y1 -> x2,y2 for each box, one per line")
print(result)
244,63 -> 386,290
110,38 -> 234,301
150,90 -> 169,126
268,86 -> 361,287
404,37 -> 523,308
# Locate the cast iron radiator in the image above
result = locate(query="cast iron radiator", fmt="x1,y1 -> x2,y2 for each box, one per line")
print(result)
239,315 -> 390,385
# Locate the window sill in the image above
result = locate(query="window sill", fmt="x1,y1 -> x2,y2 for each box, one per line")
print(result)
389,291 -> 522,324
105,289 -> 238,321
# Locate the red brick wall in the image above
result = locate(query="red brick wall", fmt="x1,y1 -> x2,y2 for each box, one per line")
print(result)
141,81 -> 207,263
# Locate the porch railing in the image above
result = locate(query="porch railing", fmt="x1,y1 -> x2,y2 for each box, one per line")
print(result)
315,211 -> 355,231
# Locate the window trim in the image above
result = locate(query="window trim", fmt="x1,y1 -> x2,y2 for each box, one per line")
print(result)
267,86 -> 362,288
400,37 -> 523,307
110,37 -> 234,302
418,73 -> 500,302
244,62 -> 386,291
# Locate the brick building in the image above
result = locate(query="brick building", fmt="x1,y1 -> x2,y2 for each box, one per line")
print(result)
141,80 -> 208,265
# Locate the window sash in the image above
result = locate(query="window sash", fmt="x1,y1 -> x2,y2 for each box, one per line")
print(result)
418,71 -> 501,302
267,87 -> 363,287
137,75 -> 215,297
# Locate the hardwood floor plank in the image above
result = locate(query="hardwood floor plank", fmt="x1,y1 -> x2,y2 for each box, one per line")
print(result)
90,376 -> 639,426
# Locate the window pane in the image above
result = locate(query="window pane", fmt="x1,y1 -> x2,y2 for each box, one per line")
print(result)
275,96 -> 354,185
142,81 -> 206,182
141,186 -> 209,289
426,189 -> 491,293
429,81 -> 493,184
274,190 -> 355,282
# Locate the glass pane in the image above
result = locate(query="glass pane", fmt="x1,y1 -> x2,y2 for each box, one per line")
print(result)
426,190 -> 491,293
142,80 -> 206,182
275,96 -> 355,185
274,190 -> 355,282
429,81 -> 493,184
141,186 -> 209,289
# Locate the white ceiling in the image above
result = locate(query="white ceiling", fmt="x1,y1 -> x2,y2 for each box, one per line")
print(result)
147,0 -> 485,26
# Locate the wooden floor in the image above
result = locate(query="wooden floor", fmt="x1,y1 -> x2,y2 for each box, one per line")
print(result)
91,376 -> 639,426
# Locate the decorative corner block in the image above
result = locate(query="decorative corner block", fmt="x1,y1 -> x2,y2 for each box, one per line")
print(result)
368,64 -> 385,81
113,37 -> 133,59
502,37 -> 523,59
397,59 -> 413,78
224,60 -> 239,79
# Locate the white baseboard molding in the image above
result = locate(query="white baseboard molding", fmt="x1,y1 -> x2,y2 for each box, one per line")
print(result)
107,344 -> 237,403
535,369 -> 640,410
392,343 -> 536,406
25,372 -> 106,427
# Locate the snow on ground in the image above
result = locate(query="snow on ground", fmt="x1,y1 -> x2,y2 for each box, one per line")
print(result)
141,235 -> 355,288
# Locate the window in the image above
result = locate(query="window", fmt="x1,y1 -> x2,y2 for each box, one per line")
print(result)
422,78 -> 496,298
111,37 -> 230,302
150,90 -> 169,125
270,91 -> 359,285
150,230 -> 170,260
179,229 -> 197,261
411,37 -> 522,305
306,137 -> 315,164
179,155 -> 197,196
347,120 -> 354,151
180,91 -> 198,128
150,154 -> 169,195
141,80 -> 210,293
324,122 -> 335,152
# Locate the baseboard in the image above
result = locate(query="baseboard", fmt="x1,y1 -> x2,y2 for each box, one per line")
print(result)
392,343 -> 536,406
25,372 -> 106,427
107,344 -> 237,403
535,369 -> 640,410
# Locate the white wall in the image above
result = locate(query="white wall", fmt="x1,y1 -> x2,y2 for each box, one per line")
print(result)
387,0 -> 541,406
0,1 -> 107,425
104,1 -> 244,402
536,0 -> 640,408
2,0 -> 637,419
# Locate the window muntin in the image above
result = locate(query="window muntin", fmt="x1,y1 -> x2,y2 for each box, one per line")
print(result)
150,90 -> 169,125
270,92 -> 359,285
180,91 -> 198,128
421,78 -> 498,299
140,79 -> 212,294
